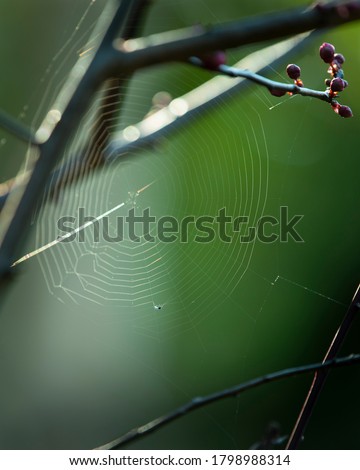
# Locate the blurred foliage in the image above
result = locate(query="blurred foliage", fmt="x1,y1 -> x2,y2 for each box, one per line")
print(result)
0,0 -> 359,450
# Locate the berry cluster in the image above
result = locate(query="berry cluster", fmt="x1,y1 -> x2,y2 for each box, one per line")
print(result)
319,42 -> 352,118
195,43 -> 353,118
284,43 -> 352,118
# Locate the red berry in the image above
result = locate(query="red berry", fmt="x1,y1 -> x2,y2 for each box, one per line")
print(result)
286,64 -> 301,80
199,50 -> 226,70
320,42 -> 335,63
330,77 -> 346,92
334,53 -> 345,65
269,88 -> 286,97
338,105 -> 353,118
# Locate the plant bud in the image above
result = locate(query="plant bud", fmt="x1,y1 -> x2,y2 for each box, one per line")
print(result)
286,64 -> 301,80
320,42 -> 335,63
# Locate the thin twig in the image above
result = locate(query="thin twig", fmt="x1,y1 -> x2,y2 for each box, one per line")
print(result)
286,284 -> 360,449
96,354 -> 360,450
190,59 -> 333,103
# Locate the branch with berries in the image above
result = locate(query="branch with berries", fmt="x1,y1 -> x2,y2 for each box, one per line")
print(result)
319,42 -> 352,117
0,32 -> 318,210
192,41 -> 352,118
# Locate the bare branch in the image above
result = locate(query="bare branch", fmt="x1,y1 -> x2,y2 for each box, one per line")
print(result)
286,284 -> 360,449
96,354 -> 360,450
51,0 -> 153,201
191,60 -> 332,103
110,1 -> 360,73
85,0 -> 152,162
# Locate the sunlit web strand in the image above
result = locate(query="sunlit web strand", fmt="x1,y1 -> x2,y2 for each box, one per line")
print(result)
11,182 -> 153,268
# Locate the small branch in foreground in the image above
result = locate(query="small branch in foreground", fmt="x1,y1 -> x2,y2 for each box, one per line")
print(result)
192,58 -> 332,102
96,354 -> 360,450
190,39 -> 352,117
286,284 -> 360,449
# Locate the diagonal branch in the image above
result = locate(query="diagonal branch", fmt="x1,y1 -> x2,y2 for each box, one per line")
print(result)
193,60 -> 333,103
51,0 -> 153,201
96,354 -> 360,450
110,1 -> 360,73
87,0 -> 152,159
286,284 -> 360,449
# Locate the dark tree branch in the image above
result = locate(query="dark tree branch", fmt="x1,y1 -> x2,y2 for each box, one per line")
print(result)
110,1 -> 360,73
286,284 -> 360,449
90,0 -> 152,157
96,354 -> 360,450
51,0 -> 152,200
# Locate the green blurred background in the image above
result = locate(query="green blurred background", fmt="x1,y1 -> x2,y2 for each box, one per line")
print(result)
0,0 -> 359,450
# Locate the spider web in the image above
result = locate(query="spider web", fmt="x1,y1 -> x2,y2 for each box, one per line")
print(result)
0,0 -> 358,450
8,0 -> 273,341
31,88 -> 269,338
